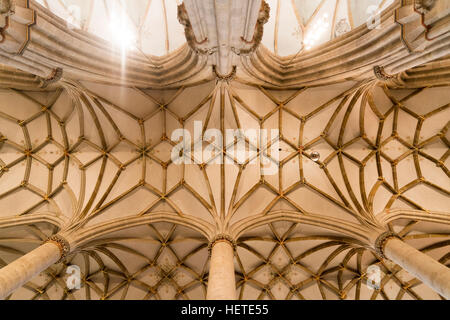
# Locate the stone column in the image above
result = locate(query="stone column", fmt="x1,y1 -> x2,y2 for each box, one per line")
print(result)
376,232 -> 450,299
0,235 -> 70,300
206,235 -> 236,300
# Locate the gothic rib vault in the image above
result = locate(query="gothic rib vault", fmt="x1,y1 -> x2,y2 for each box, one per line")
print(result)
0,0 -> 449,300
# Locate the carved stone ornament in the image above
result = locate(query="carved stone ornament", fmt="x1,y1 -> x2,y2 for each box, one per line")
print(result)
0,0 -> 13,14
374,231 -> 401,259
374,65 -> 396,81
177,3 -> 211,55
39,67 -> 64,88
0,0 -> 13,42
236,1 -> 270,56
208,234 -> 236,256
44,234 -> 71,263
213,65 -> 237,82
414,0 -> 436,14
178,1 -> 270,57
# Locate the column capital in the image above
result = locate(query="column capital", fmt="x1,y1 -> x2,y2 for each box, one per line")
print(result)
43,234 -> 71,263
373,65 -> 406,86
208,234 -> 236,255
374,231 -> 401,259
39,67 -> 64,88
374,66 -> 396,81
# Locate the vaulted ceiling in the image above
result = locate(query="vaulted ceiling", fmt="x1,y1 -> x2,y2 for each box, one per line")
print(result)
34,0 -> 395,57
262,0 -> 395,56
34,0 -> 186,56
0,78 -> 448,300
0,0 -> 449,300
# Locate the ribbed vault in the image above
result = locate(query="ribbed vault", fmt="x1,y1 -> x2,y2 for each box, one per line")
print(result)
1,223 -> 210,300
1,221 -> 448,300
34,0 -> 186,57
33,0 -> 396,58
262,0 -> 396,56
0,76 -> 448,299
0,0 -> 449,301
236,221 -> 449,300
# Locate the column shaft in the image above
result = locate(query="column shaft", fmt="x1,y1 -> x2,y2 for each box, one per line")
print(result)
384,237 -> 450,299
207,240 -> 236,300
0,242 -> 61,299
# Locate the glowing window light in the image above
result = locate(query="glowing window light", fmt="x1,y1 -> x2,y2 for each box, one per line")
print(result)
303,13 -> 330,50
108,8 -> 137,51
66,5 -> 82,30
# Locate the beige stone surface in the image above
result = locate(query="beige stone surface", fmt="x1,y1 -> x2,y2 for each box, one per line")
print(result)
0,242 -> 60,300
385,237 -> 450,299
207,241 -> 236,300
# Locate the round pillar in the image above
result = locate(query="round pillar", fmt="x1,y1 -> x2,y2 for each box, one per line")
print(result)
377,232 -> 450,299
0,235 -> 69,300
207,235 -> 236,300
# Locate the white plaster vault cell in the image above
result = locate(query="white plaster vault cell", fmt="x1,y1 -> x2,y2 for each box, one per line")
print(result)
262,0 -> 395,56
34,0 -> 186,56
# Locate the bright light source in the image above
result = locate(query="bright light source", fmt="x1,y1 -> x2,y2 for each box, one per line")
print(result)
108,8 -> 136,51
303,13 -> 330,50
